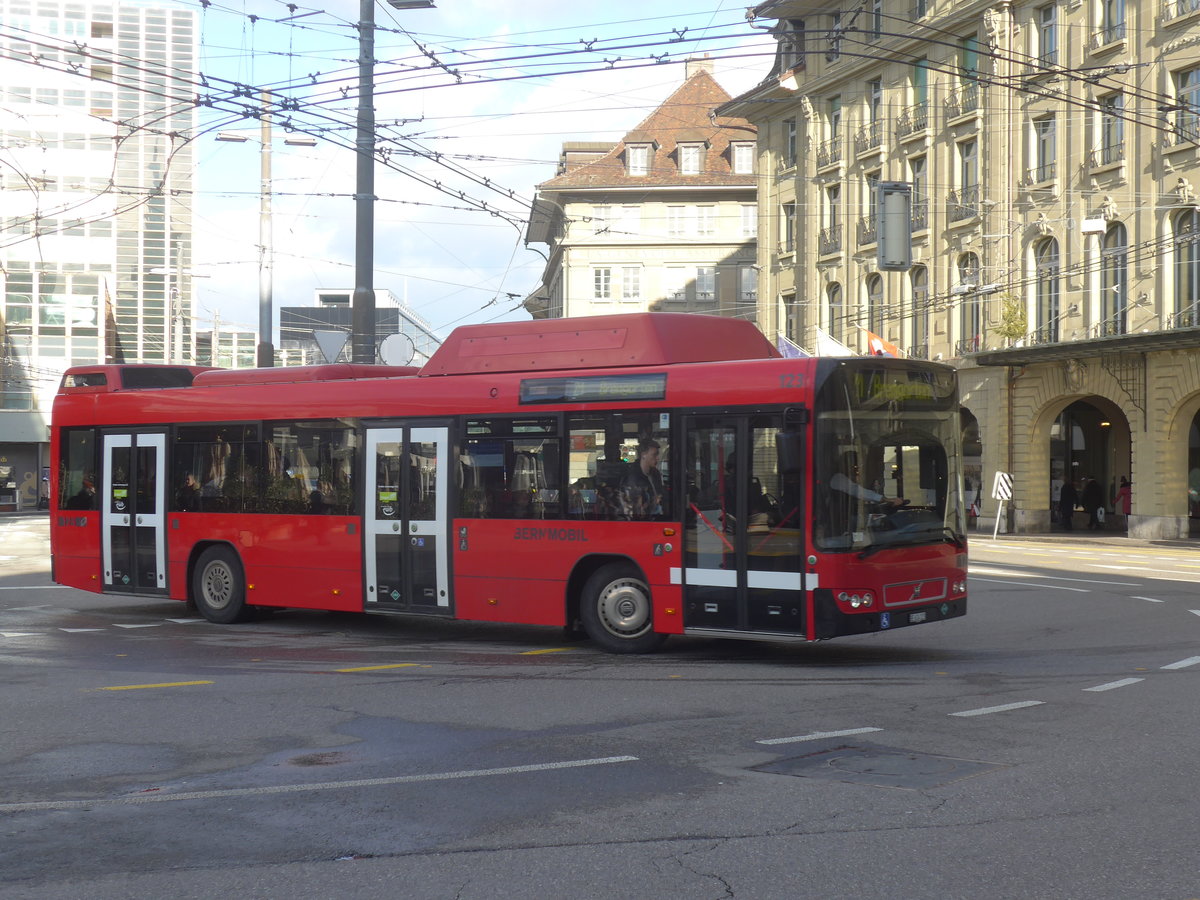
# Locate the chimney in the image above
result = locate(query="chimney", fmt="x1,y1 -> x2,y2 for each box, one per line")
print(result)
685,54 -> 713,80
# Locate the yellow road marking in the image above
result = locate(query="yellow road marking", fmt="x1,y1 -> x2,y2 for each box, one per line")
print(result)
100,680 -> 213,691
520,648 -> 572,655
335,663 -> 425,672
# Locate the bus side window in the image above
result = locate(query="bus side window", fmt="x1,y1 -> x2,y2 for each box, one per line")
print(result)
59,428 -> 96,510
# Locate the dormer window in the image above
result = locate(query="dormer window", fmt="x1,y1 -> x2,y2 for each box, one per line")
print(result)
678,142 -> 706,175
627,143 -> 653,176
731,142 -> 755,175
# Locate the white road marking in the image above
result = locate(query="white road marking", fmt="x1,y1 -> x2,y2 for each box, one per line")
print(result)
1190,610 -> 1200,618
0,586 -> 61,591
970,568 -> 1137,586
756,727 -> 882,745
970,578 -> 1090,592
0,632 -> 39,638
112,624 -> 162,629
166,618 -> 204,624
1161,656 -> 1200,670
59,628 -> 104,633
1084,678 -> 1144,692
949,700 -> 1045,718
0,755 -> 641,813
1131,596 -> 1164,603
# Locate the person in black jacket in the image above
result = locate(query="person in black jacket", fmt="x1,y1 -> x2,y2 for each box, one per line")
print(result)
1080,476 -> 1105,530
1059,478 -> 1078,531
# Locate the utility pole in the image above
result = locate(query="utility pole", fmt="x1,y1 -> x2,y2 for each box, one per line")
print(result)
258,90 -> 274,367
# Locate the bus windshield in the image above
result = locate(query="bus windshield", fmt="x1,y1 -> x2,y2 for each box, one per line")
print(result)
813,361 -> 966,553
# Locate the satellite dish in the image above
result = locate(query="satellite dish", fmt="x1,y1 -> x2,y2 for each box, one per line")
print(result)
379,333 -> 415,366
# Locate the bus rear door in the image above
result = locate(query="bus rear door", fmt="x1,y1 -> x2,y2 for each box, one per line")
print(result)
100,430 -> 167,595
681,412 -> 807,637
365,425 -> 451,614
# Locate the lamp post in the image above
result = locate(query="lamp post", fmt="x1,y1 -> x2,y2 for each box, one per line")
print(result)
352,0 -> 436,365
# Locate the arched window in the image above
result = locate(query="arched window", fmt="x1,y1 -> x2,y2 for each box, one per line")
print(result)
865,273 -> 883,336
910,265 -> 929,357
1035,238 -> 1060,343
827,282 -> 844,341
1174,209 -> 1200,328
957,252 -> 981,354
1101,222 -> 1127,336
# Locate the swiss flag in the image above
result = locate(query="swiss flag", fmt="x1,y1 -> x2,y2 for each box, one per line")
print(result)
865,330 -> 902,358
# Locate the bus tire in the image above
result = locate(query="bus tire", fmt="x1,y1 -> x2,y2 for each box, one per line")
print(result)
193,545 -> 252,624
580,562 -> 666,654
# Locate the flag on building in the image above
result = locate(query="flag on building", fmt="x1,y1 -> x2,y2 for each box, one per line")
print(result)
864,329 -> 903,358
814,327 -> 854,357
775,334 -> 810,358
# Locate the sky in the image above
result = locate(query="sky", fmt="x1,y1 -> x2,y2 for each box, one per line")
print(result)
186,0 -> 776,343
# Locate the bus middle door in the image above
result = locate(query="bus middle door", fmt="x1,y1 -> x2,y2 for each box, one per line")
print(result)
101,431 -> 167,594
682,413 -> 806,636
365,425 -> 451,615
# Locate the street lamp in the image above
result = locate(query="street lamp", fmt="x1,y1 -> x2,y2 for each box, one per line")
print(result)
352,0 -> 436,365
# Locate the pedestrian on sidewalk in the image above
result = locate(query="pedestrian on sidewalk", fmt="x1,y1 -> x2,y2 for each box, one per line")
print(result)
1115,477 -> 1132,526
1081,476 -> 1104,530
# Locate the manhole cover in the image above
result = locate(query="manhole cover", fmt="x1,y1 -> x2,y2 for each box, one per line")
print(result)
753,744 -> 1005,789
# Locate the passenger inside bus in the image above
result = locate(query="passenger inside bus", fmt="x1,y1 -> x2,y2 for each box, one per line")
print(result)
619,438 -> 665,519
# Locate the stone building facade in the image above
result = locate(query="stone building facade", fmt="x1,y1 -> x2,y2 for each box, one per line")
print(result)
721,0 -> 1200,538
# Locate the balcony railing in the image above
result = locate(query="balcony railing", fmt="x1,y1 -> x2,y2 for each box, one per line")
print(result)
1089,142 -> 1125,167
895,102 -> 929,139
1027,162 -> 1057,184
1090,313 -> 1127,338
948,185 -> 980,222
857,214 -> 878,245
816,138 -> 842,169
1167,300 -> 1200,329
906,343 -> 930,360
1028,320 -> 1060,345
1090,22 -> 1126,48
944,83 -> 980,120
1162,0 -> 1200,23
911,197 -> 929,230
818,224 -> 842,255
854,121 -> 882,155
955,336 -> 981,356
778,238 -> 796,255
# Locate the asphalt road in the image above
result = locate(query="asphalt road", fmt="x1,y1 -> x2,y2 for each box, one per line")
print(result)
1,516 -> 1198,900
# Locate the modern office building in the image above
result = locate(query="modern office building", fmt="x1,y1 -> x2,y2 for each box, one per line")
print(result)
0,0 -> 197,508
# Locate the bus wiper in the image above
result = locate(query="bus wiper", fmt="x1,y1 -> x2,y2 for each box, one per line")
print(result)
942,527 -> 967,549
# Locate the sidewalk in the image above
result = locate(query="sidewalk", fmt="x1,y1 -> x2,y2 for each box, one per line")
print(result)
972,527 -> 1198,550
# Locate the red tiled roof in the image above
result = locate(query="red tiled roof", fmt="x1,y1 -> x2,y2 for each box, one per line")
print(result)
538,69 -> 758,190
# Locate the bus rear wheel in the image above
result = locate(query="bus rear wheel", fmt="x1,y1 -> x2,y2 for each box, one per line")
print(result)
193,545 -> 252,624
580,563 -> 666,654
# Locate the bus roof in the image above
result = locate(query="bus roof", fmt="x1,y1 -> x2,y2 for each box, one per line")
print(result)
419,312 -> 781,376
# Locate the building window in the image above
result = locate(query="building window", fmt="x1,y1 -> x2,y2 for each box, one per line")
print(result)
867,78 -> 882,123
1176,68 -> 1200,143
1097,93 -> 1124,165
783,119 -> 797,167
679,143 -> 704,175
1035,238 -> 1060,342
960,34 -> 981,83
594,267 -> 611,300
781,202 -> 797,252
825,184 -> 840,230
739,267 -> 758,305
827,11 -> 842,61
732,142 -> 755,175
866,273 -> 884,336
910,155 -> 927,229
621,267 -> 641,302
1174,209 -> 1200,327
696,205 -> 715,237
869,0 -> 883,39
741,204 -> 758,239
910,265 -> 929,356
778,18 -> 805,70
1037,5 -> 1057,66
958,252 -> 982,353
668,205 -> 686,237
626,143 -> 651,176
664,267 -> 688,302
695,267 -> 715,302
1100,223 -> 1127,336
827,282 -> 844,341
1100,0 -> 1125,44
1032,115 -> 1056,182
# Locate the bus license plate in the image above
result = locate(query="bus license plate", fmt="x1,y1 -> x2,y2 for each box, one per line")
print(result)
909,610 -> 927,624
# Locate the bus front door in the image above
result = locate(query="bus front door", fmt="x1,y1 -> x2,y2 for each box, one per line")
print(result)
101,431 -> 167,594
682,413 -> 806,636
365,426 -> 451,615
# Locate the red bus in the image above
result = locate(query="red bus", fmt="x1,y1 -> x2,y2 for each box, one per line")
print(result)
50,313 -> 967,653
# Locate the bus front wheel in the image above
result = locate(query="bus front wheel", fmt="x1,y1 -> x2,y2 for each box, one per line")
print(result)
193,546 -> 252,624
580,563 -> 666,654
